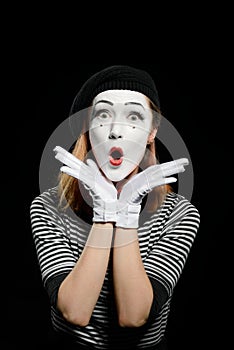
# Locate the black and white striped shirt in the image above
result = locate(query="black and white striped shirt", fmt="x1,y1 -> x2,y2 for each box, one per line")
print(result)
30,187 -> 200,349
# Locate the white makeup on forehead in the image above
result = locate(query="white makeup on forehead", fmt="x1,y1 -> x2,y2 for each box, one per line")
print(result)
93,90 -> 149,109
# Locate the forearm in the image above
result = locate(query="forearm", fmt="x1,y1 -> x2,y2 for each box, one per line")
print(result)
113,228 -> 153,327
57,222 -> 113,326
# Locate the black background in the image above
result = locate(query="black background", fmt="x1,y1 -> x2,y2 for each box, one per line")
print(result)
6,56 -> 222,349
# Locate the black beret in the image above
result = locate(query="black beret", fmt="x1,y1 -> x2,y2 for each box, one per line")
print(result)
69,65 -> 160,116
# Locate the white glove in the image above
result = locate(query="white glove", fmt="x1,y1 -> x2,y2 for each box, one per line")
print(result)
116,158 -> 189,228
54,146 -> 117,223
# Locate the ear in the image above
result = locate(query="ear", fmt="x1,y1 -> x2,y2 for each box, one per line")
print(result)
147,128 -> 157,144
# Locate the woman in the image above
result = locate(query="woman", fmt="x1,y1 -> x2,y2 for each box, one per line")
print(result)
30,65 -> 200,349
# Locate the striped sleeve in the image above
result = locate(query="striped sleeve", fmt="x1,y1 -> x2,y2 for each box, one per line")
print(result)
144,198 -> 200,297
30,194 -> 77,287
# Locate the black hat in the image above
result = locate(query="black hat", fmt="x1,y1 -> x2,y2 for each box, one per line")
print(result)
69,65 -> 160,116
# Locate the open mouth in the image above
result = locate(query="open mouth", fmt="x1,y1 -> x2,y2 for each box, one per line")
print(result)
109,147 -> 123,166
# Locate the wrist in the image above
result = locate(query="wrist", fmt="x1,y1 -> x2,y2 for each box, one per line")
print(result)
114,227 -> 138,247
93,200 -> 117,223
92,222 -> 114,228
87,222 -> 113,248
115,204 -> 141,229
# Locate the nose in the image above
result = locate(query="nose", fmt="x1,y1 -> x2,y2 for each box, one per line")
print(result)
109,131 -> 122,139
108,123 -> 123,139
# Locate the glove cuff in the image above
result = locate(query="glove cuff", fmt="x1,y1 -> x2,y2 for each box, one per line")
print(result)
93,200 -> 117,223
116,204 -> 141,228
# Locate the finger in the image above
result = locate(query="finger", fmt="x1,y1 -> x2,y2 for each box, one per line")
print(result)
60,166 -> 80,179
86,159 -> 115,187
60,165 -> 93,189
144,160 -> 188,178
174,157 -> 189,166
160,165 -> 185,177
151,176 -> 177,188
159,158 -> 189,170
86,159 -> 100,172
148,165 -> 185,181
54,146 -> 85,170
54,146 -> 79,164
55,152 -> 83,171
53,145 -> 66,154
53,146 -> 74,159
164,177 -> 177,184
154,158 -> 188,173
86,159 -> 104,182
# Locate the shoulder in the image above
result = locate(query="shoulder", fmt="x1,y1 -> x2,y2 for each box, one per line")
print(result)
162,192 -> 200,224
30,186 -> 60,214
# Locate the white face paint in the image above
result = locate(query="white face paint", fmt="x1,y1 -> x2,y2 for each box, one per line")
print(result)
89,90 -> 154,181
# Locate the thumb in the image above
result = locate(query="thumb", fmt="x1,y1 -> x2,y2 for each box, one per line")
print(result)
165,177 -> 177,184
86,159 -> 113,185
86,159 -> 99,172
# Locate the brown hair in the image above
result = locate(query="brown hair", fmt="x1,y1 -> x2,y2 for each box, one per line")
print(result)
57,100 -> 172,215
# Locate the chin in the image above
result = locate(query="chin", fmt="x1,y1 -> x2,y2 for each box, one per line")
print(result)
102,164 -> 137,182
105,173 -> 126,182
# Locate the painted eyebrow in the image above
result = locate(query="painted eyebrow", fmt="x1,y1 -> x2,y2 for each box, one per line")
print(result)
94,100 -> 145,110
124,102 -> 145,110
94,100 -> 113,106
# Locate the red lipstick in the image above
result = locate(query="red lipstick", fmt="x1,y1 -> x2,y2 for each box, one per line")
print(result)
109,147 -> 123,166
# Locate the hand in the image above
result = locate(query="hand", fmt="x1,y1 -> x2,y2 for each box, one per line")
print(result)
116,158 -> 189,228
54,146 -> 118,222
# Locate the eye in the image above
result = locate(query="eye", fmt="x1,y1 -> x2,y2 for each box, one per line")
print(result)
99,112 -> 110,119
127,112 -> 144,122
94,110 -> 112,120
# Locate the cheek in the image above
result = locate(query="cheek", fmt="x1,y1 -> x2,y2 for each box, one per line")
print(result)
89,125 -> 109,146
128,127 -> 149,144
